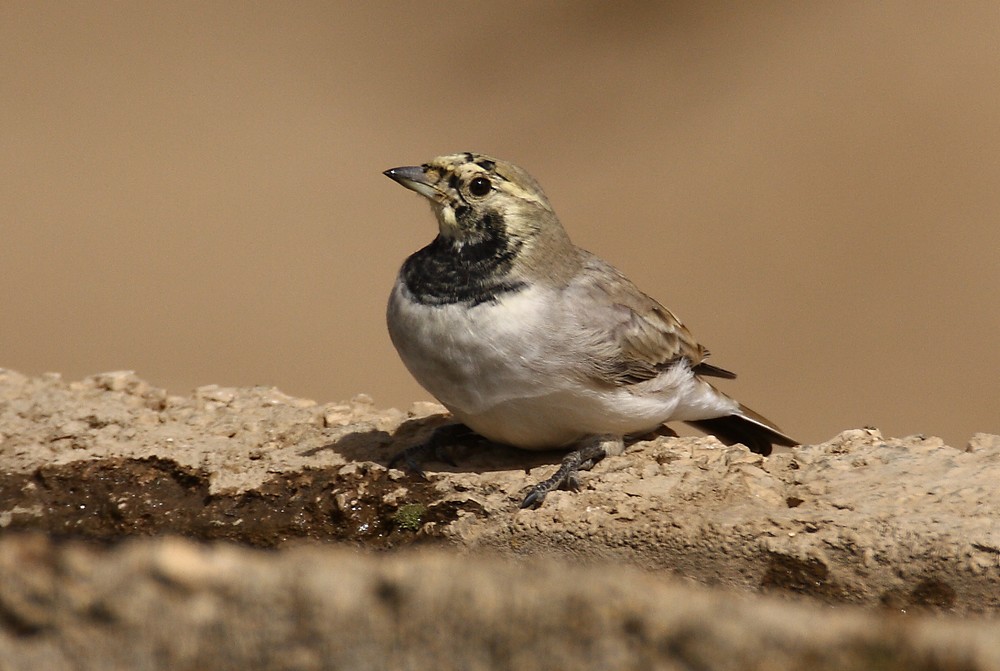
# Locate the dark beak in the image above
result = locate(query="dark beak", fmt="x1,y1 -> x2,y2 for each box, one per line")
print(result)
383,166 -> 441,201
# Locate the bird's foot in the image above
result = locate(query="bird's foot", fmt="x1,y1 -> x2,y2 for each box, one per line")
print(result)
388,423 -> 478,478
520,435 -> 623,509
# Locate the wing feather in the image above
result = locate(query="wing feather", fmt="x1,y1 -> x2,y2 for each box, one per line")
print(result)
569,253 -> 734,386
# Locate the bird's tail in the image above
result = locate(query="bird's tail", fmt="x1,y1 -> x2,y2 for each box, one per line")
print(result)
685,403 -> 798,456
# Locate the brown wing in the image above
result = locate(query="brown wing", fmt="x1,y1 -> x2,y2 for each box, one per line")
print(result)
571,253 -> 736,386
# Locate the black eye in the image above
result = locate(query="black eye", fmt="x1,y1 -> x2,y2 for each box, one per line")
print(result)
468,176 -> 492,197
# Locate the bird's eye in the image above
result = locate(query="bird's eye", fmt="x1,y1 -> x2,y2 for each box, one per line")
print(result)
468,176 -> 492,197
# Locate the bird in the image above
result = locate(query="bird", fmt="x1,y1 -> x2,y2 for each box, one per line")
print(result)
384,152 -> 797,508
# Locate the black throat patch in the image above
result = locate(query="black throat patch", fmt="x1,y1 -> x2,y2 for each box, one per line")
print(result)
399,210 -> 526,306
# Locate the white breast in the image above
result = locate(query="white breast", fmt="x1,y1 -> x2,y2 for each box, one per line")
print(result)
388,283 -> 553,412
386,282 -> 736,449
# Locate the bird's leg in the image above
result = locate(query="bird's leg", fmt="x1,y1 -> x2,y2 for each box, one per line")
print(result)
388,423 -> 478,478
520,434 -> 624,509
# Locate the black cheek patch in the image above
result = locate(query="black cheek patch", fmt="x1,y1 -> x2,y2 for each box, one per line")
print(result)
475,210 -> 501,234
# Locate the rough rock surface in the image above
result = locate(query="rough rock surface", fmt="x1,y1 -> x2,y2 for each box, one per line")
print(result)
1,369 -> 999,669
3,535 -> 1000,671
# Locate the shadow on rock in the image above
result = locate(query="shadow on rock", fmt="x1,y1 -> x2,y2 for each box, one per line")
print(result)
309,413 -> 564,476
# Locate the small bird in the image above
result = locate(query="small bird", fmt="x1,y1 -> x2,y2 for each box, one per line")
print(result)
385,152 -> 796,508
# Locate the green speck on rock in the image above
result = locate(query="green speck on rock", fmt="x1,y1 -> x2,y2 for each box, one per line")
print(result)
392,503 -> 426,531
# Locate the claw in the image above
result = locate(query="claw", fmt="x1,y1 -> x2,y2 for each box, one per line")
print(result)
387,444 -> 430,479
388,423 -> 475,477
519,441 -> 610,509
519,488 -> 546,510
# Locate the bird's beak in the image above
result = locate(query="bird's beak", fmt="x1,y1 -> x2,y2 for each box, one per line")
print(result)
383,166 -> 442,201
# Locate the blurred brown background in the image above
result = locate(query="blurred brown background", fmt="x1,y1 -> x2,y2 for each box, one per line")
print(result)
2,2 -> 998,446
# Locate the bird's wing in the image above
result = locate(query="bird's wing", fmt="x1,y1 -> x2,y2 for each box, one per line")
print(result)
569,253 -> 735,386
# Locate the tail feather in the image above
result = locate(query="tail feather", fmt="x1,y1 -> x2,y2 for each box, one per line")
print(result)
685,404 -> 797,456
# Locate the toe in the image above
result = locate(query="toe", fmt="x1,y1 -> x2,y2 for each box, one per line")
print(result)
519,488 -> 545,509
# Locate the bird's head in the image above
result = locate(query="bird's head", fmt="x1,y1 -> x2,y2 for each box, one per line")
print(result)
384,153 -> 575,268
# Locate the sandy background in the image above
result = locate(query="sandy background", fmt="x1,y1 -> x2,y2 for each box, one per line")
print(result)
2,2 -> 998,447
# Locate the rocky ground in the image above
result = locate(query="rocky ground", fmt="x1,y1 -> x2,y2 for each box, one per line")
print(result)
1,368 -> 999,670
